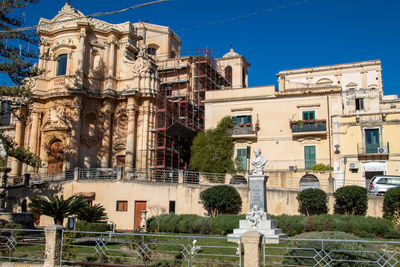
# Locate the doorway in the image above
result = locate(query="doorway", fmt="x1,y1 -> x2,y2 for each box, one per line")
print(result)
48,140 -> 64,175
134,201 -> 147,231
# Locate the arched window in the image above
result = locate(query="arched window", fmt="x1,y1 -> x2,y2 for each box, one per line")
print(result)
299,174 -> 320,191
0,101 -> 11,126
57,54 -> 67,76
225,66 -> 232,85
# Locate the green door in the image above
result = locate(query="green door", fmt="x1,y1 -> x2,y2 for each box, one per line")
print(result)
365,129 -> 380,153
304,146 -> 316,170
236,148 -> 248,171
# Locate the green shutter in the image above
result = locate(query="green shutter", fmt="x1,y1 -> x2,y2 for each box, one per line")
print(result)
247,115 -> 252,124
232,116 -> 237,125
236,148 -> 248,171
302,111 -> 315,121
304,146 -> 316,170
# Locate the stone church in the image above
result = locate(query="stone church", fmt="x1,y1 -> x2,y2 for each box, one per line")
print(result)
8,3 -> 246,180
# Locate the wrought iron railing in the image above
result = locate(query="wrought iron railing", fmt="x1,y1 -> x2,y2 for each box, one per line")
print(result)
61,230 -> 242,266
357,142 -> 389,155
0,228 -> 45,263
232,124 -> 254,135
290,120 -> 327,133
263,236 -> 400,266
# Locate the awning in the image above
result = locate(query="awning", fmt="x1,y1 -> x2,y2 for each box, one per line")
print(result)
73,192 -> 96,198
362,162 -> 386,172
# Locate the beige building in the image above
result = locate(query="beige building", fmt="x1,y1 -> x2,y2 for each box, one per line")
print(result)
206,59 -> 400,191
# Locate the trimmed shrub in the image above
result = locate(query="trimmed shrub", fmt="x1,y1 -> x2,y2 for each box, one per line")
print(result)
210,214 -> 246,235
283,231 -> 382,266
75,221 -> 111,232
383,187 -> 400,224
297,188 -> 328,216
200,185 -> 242,217
334,186 -> 368,215
273,215 -> 305,236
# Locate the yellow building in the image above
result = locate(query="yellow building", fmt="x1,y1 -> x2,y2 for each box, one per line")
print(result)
206,59 -> 400,191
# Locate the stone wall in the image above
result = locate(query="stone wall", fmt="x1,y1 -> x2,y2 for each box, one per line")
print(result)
6,180 -> 384,230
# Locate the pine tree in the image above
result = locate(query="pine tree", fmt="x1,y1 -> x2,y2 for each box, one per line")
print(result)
0,0 -> 41,168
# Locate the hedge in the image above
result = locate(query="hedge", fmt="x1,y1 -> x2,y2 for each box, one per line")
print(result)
147,214 -> 400,239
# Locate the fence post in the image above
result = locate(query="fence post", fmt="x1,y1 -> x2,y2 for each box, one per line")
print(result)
44,224 -> 64,267
73,167 -> 80,181
178,169 -> 184,183
117,167 -> 124,180
242,230 -> 262,267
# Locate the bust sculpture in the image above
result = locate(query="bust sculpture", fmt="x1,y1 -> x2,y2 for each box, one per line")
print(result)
251,148 -> 267,175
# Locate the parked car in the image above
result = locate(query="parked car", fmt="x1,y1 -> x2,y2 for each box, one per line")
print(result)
368,175 -> 400,195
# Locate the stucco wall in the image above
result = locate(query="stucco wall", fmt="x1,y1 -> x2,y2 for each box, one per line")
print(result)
10,180 -> 384,231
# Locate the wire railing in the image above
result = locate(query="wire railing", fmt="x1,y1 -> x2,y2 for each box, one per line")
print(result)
262,236 -> 400,266
61,230 -> 242,266
0,228 -> 45,264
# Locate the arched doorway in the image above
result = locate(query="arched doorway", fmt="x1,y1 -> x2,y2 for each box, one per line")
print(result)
48,139 -> 64,175
299,174 -> 320,191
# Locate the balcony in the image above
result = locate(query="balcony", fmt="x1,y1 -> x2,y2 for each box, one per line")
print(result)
231,123 -> 257,140
357,142 -> 389,160
290,120 -> 327,137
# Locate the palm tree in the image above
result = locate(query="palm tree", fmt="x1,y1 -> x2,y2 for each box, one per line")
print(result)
28,195 -> 86,225
77,203 -> 108,223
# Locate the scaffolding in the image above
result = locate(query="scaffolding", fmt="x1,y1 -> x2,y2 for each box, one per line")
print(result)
154,48 -> 230,170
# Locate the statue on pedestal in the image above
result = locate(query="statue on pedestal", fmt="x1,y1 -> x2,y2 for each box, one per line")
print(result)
250,148 -> 267,175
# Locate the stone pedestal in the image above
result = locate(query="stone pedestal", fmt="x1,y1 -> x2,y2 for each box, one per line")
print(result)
242,230 -> 262,267
44,224 -> 64,267
228,174 -> 287,244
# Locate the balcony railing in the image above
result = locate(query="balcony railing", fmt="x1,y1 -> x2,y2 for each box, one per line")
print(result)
357,142 -> 389,158
290,120 -> 327,133
232,123 -> 255,135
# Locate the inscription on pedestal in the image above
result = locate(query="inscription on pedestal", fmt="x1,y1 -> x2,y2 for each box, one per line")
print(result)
249,175 -> 267,213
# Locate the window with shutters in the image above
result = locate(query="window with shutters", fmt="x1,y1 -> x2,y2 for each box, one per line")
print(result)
116,201 -> 128,211
304,146 -> 316,170
236,148 -> 248,171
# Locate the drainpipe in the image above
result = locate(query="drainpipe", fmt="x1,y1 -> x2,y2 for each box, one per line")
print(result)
327,95 -> 332,167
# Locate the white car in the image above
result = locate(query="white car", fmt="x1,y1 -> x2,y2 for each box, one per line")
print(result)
368,175 -> 400,195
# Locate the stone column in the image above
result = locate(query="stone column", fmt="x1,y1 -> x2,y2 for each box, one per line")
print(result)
69,97 -> 82,169
76,28 -> 86,85
106,37 -> 116,89
242,230 -> 262,267
136,101 -> 149,169
125,97 -> 137,173
44,224 -> 64,267
278,75 -> 285,92
10,117 -> 25,177
28,111 -> 40,173
100,101 -> 113,168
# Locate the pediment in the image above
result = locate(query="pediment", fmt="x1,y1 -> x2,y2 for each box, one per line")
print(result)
41,119 -> 70,132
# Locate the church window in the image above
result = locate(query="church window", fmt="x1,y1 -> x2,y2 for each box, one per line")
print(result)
57,54 -> 67,76
225,66 -> 232,85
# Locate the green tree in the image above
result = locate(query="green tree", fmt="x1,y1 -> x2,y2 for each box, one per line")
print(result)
77,203 -> 108,223
0,0 -> 42,168
190,116 -> 235,173
200,185 -> 242,217
334,185 -> 368,216
297,188 -> 328,216
383,187 -> 400,224
28,195 -> 86,225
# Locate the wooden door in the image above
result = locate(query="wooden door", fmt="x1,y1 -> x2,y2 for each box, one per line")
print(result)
48,140 -> 64,174
116,155 -> 125,167
134,201 -> 147,231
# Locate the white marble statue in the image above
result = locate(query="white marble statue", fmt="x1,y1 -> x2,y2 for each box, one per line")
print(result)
246,205 -> 265,228
0,140 -> 7,160
251,148 -> 267,175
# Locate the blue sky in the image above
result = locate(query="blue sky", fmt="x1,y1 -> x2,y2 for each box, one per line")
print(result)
17,0 -> 400,95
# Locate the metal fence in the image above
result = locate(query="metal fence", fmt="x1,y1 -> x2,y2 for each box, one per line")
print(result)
78,168 -> 118,180
0,228 -> 45,263
61,230 -> 242,266
263,236 -> 400,266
